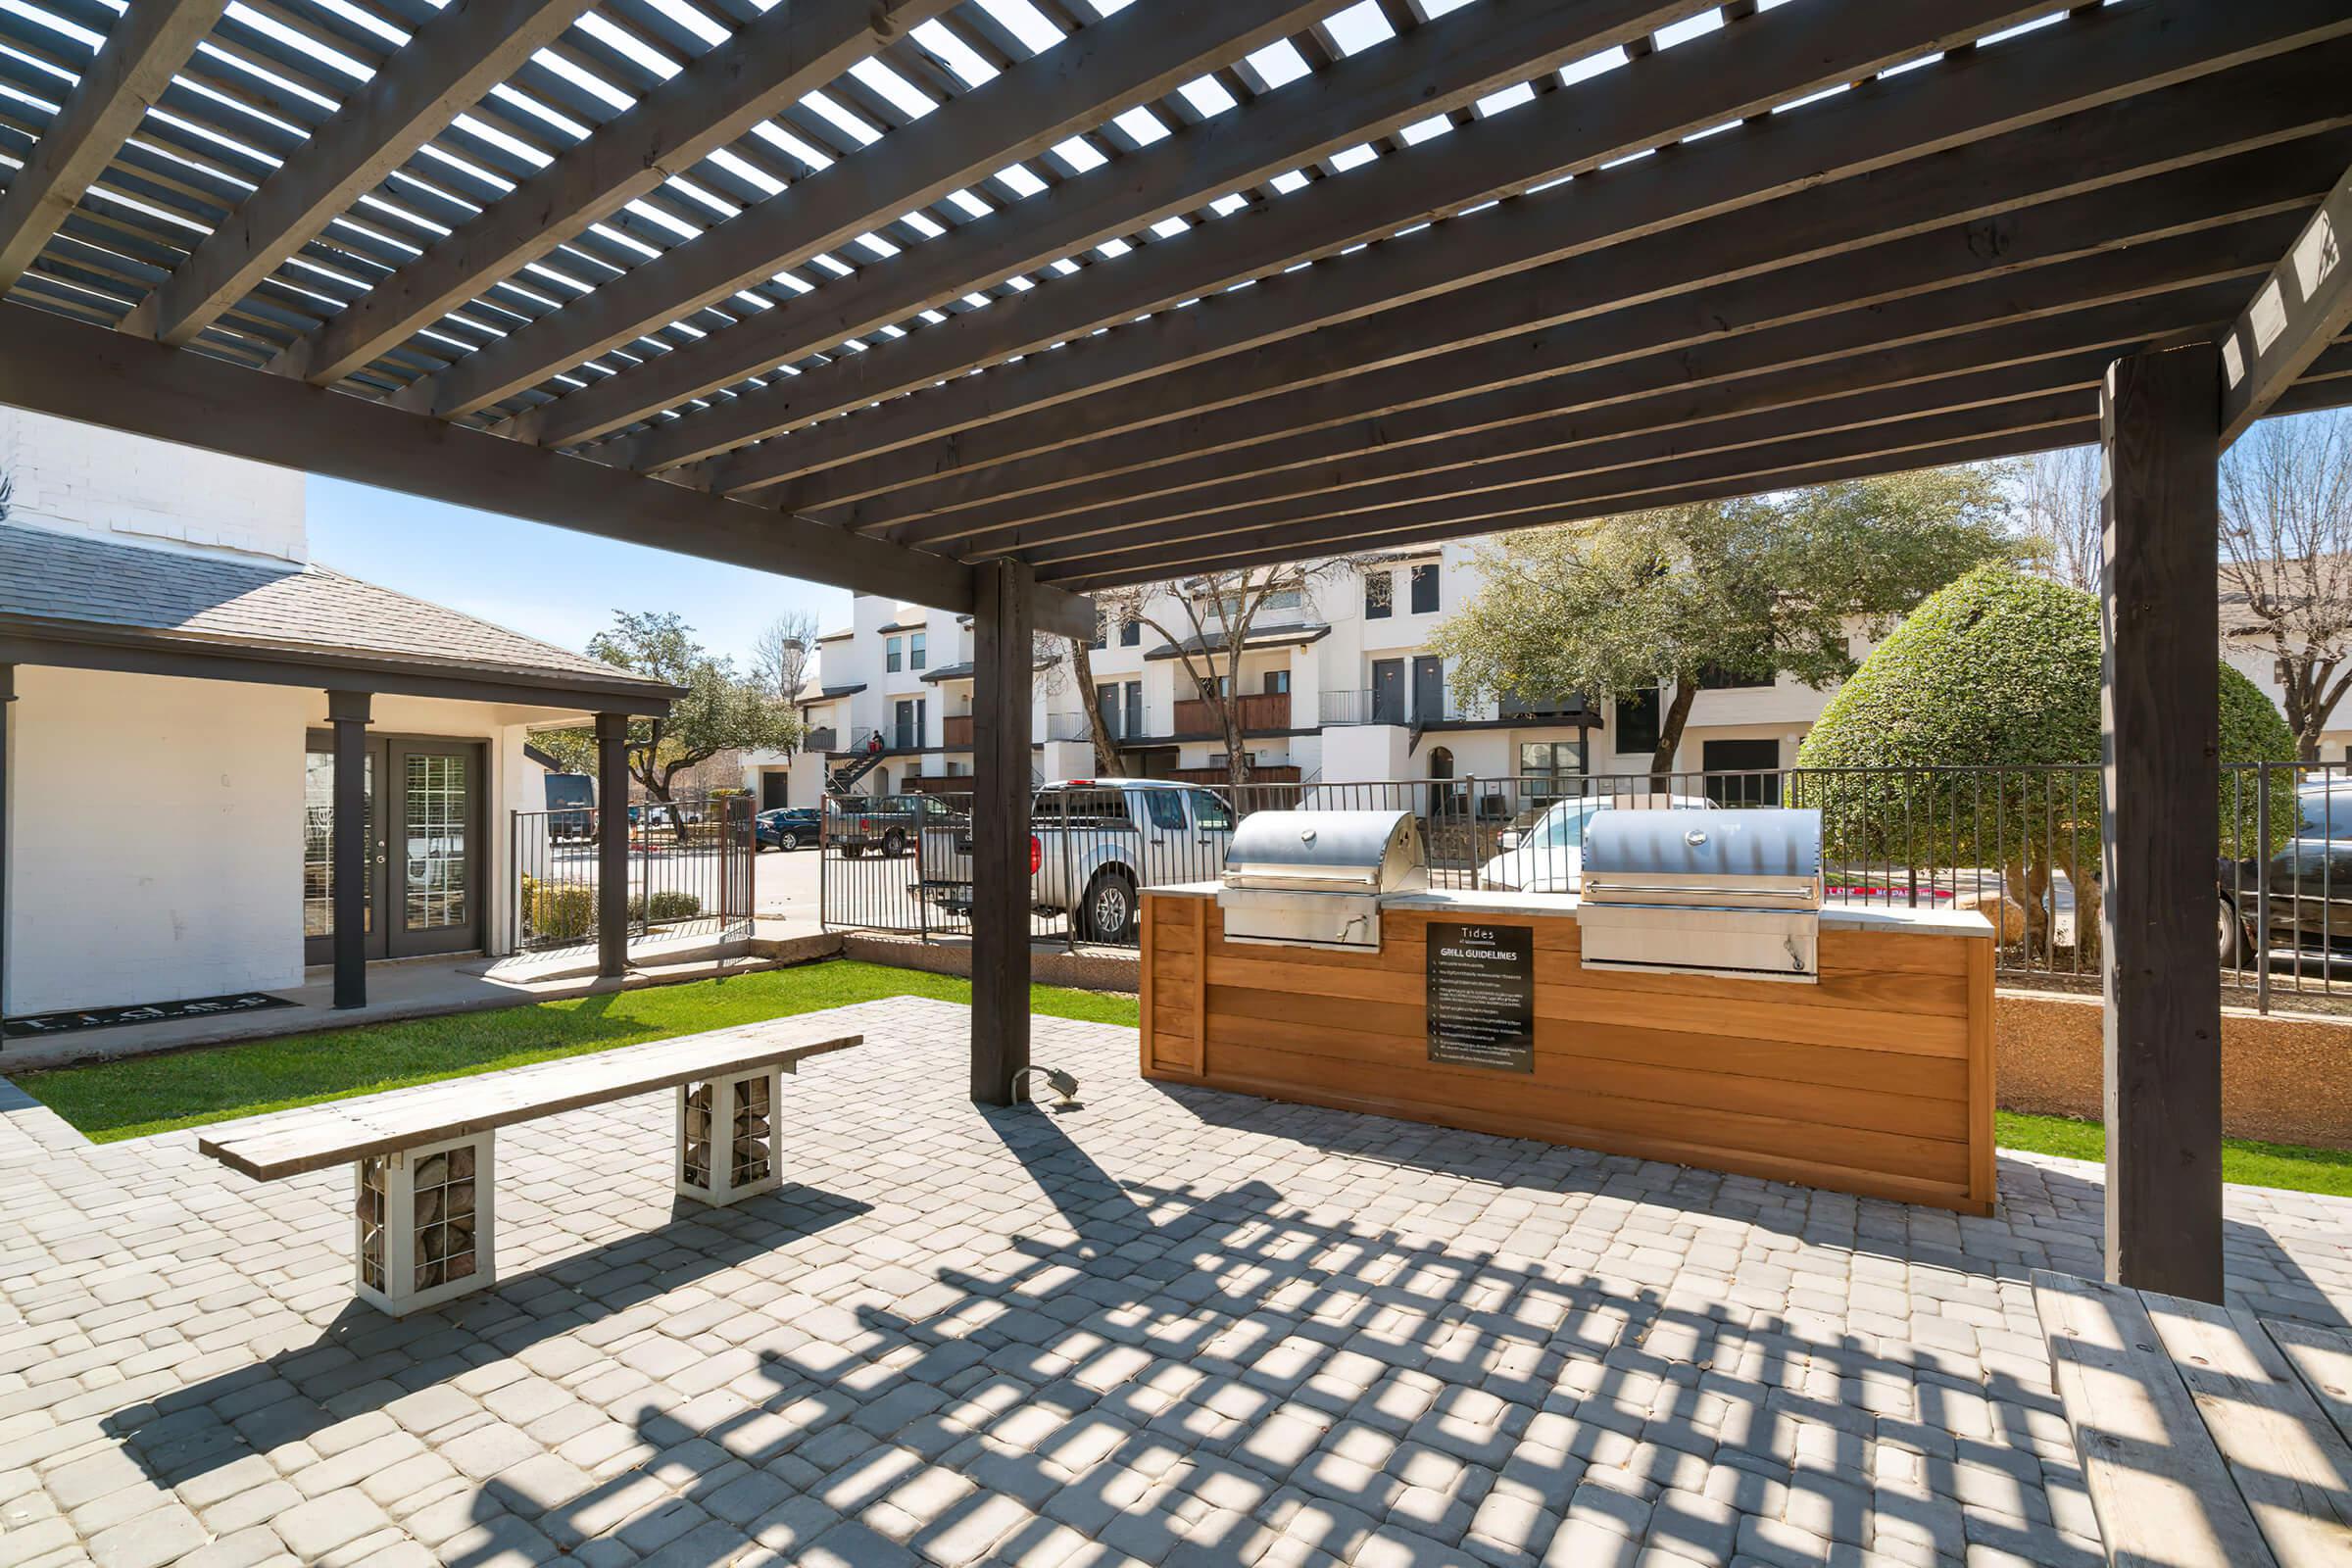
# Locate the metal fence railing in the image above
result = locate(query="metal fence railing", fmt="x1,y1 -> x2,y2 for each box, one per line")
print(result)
816,763 -> 2352,1011
512,794 -> 755,955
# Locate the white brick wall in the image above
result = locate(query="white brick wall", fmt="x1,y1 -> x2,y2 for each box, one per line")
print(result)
0,407 -> 307,564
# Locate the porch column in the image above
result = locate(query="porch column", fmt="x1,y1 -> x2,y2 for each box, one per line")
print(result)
2098,342 -> 2224,1300
596,712 -> 630,980
328,690 -> 370,1009
0,663 -> 13,1024
971,560 -> 1034,1105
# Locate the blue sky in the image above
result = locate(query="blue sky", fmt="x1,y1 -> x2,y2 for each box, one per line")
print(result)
306,475 -> 856,663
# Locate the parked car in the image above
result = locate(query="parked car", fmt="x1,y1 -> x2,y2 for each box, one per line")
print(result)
1478,792 -> 1715,894
828,793 -> 963,858
542,772 -> 595,842
2217,778 -> 2352,963
918,779 -> 1238,942
756,807 -> 821,853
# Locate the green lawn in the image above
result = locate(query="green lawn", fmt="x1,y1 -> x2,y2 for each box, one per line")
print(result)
24,971 -> 2352,1200
1997,1110 -> 2352,1198
20,960 -> 1139,1144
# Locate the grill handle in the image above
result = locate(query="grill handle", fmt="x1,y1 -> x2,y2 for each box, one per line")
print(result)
1583,880 -> 1819,902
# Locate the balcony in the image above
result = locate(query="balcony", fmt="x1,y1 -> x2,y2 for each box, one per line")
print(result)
1172,691 -> 1291,737
1046,710 -> 1094,743
942,714 -> 974,749
1168,764 -> 1301,787
802,726 -> 837,753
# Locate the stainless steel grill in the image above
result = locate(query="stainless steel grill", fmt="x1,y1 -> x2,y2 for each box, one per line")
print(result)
1218,809 -> 1429,950
1579,809 -> 1825,981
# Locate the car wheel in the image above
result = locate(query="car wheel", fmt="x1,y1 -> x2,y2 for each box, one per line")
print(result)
1082,870 -> 1138,944
2219,896 -> 2252,966
778,831 -> 799,852
884,828 -> 907,858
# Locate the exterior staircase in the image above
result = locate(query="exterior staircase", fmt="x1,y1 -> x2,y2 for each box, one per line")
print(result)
827,750 -> 885,793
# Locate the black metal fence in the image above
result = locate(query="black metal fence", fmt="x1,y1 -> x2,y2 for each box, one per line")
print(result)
512,794 -> 755,955
817,763 -> 2352,1011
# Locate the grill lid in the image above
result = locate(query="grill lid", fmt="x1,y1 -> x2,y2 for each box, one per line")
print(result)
1222,809 -> 1430,895
1581,809 -> 1823,910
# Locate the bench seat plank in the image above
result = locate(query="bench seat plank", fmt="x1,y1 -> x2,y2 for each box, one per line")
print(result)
2143,1295 -> 2352,1568
2032,1269 -> 2281,1568
2266,1320 -> 2352,1460
197,1023 -> 859,1180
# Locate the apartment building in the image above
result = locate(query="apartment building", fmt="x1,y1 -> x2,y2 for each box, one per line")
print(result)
744,539 -> 1860,807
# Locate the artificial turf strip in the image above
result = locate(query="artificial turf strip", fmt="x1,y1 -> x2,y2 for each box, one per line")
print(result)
20,960 -> 1141,1144
1996,1110 -> 2352,1198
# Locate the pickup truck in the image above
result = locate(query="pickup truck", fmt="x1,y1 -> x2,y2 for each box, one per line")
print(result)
918,779 -> 1237,942
826,793 -> 964,858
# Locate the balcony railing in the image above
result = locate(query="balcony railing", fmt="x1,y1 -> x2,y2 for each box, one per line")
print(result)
942,714 -> 974,749
1046,710 -> 1093,743
1168,764 -> 1301,786
1172,691 -> 1291,737
802,726 -> 837,753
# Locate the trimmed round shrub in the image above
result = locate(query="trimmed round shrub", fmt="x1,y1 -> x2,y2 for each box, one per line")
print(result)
1795,565 -> 2293,933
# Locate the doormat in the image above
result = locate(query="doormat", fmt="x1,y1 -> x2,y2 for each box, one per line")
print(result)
3,991 -> 297,1041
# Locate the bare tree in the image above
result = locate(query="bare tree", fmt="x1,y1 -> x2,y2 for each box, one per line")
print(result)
1063,620 -> 1128,778
2015,446 -> 2101,592
749,609 -> 819,702
1098,563 -> 1358,795
2220,409 -> 2352,760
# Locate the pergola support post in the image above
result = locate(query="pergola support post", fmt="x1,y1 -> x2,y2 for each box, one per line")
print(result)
971,560 -> 1036,1105
328,690 -> 371,1010
2098,342 -> 2224,1301
596,712 -> 631,981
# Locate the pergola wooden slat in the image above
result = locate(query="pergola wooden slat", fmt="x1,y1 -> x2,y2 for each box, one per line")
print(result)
0,0 -> 2348,1293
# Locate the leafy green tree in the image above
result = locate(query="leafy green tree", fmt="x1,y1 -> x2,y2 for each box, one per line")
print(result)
540,612 -> 795,824
1434,469 -> 2022,788
1794,564 -> 2295,956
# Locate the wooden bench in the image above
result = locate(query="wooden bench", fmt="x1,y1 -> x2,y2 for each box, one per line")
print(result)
2033,1269 -> 2352,1568
198,1022 -> 860,1316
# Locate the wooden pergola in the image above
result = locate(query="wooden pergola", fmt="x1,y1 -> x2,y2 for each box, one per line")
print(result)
1,0 -> 2347,1297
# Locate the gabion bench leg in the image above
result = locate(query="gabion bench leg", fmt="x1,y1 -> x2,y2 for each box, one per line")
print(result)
354,1131 -> 496,1316
676,1066 -> 783,1207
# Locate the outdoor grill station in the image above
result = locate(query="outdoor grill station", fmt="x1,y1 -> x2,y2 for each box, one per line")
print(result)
1145,807 -> 1998,1215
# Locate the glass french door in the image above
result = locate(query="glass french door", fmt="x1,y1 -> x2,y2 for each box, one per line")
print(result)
304,736 -> 483,963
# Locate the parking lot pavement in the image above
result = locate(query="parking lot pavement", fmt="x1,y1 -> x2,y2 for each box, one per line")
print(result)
754,840 -> 827,922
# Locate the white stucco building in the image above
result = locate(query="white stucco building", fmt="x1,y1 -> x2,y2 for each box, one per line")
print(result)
745,541 -> 1862,808
0,411 -> 673,1025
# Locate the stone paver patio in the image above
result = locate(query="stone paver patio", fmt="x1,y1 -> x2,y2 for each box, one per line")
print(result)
2,997 -> 2348,1568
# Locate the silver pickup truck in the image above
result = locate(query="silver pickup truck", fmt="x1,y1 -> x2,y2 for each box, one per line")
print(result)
918,778 -> 1237,942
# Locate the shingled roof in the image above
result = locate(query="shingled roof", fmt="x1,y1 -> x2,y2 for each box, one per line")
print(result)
0,523 -> 675,704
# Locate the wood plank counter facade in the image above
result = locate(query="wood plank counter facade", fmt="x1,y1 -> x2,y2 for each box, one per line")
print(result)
1141,894 -> 1996,1215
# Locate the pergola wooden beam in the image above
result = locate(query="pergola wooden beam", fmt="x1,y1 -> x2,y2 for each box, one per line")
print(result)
271,0 -> 959,388
669,0 -> 2069,486
1047,423 -> 2102,590
734,1 -> 2352,509
0,300 -> 1093,638
918,285 -> 2251,556
119,0 -> 600,349
1043,392 -> 2097,584
2219,162 -> 2352,447
873,130 -> 2344,550
0,0 -> 226,294
412,0 -> 1337,420
528,0 -> 1719,454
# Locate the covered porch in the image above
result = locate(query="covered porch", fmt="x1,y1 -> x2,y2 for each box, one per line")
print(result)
0,0 -> 2347,1313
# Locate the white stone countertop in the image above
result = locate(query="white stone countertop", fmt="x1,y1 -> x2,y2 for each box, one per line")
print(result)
1147,881 -> 1994,939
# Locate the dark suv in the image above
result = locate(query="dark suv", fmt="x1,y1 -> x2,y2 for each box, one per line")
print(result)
2219,781 -> 2352,963
755,807 -> 820,853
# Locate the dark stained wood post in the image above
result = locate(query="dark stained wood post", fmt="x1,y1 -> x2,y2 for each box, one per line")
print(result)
328,689 -> 370,1009
596,711 -> 631,980
971,559 -> 1035,1105
2098,341 -> 2224,1301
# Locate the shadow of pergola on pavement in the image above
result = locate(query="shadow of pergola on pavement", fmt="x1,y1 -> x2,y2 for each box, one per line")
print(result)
4,999 -> 2341,1567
